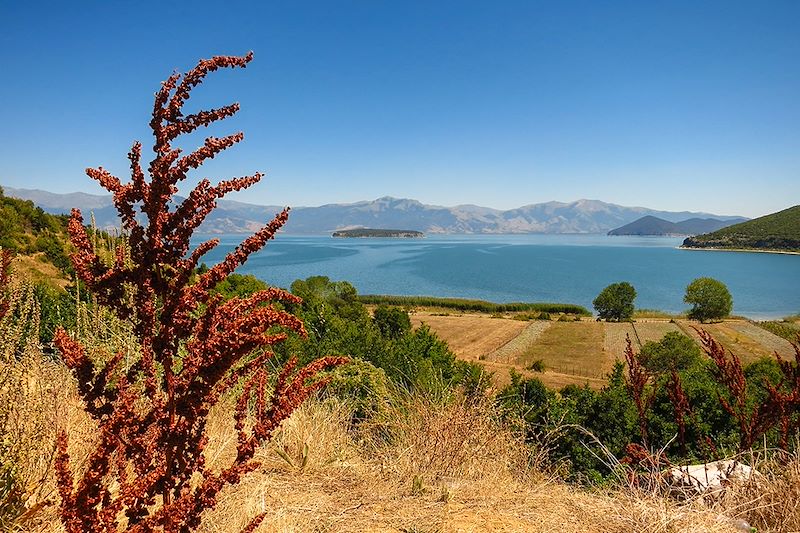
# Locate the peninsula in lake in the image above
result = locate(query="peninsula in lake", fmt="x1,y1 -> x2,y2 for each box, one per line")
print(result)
332,228 -> 424,238
682,205 -> 800,253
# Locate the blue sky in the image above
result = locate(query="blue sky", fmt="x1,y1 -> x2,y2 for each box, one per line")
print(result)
0,1 -> 798,218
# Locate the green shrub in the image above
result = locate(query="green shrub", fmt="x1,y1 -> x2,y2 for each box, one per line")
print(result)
638,332 -> 701,374
373,305 -> 411,339
324,359 -> 392,422
528,359 -> 546,372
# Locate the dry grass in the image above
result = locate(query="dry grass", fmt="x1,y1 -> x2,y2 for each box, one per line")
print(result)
719,450 -> 800,532
164,395 -> 750,533
1,352 -> 91,532
10,255 -> 69,289
676,320 -> 782,364
519,321 -> 609,380
9,356 -> 790,533
410,312 -> 528,361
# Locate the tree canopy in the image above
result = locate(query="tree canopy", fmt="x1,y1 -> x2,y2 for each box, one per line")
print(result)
684,277 -> 733,322
592,282 -> 636,321
638,332 -> 702,373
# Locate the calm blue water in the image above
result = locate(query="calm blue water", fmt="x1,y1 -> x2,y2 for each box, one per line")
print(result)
195,234 -> 800,320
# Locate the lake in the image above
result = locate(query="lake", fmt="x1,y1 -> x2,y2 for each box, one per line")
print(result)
196,234 -> 800,320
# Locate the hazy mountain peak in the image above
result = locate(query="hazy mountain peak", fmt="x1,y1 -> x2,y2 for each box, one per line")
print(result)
2,185 -> 745,235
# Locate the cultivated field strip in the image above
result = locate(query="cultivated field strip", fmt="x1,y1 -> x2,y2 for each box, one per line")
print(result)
727,321 -> 797,359
409,313 -> 529,361
602,322 -> 637,359
630,321 -> 682,344
518,322 -> 609,379
485,321 -> 552,363
675,320 -> 782,364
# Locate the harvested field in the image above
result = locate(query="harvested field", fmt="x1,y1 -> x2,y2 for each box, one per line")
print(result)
518,321 -> 609,380
631,321 -> 682,345
602,322 -> 637,358
412,310 -> 794,391
410,312 -> 528,361
486,321 -> 552,363
602,321 -> 682,359
726,321 -> 798,359
676,320 -> 783,364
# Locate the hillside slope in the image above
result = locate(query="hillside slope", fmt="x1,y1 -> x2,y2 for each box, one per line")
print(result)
682,205 -> 800,252
0,186 -> 71,275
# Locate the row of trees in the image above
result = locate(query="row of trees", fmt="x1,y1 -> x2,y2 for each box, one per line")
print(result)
592,277 -> 733,322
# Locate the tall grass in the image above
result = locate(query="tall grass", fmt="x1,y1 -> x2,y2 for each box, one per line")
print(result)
358,294 -> 590,315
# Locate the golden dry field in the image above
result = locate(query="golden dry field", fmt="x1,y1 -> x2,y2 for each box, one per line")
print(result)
409,312 -> 529,362
412,311 -> 796,391
675,320 -> 794,364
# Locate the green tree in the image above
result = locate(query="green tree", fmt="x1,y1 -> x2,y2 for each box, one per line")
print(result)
684,277 -> 733,322
592,281 -> 636,321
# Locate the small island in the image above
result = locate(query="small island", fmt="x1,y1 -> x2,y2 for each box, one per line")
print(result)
332,228 -> 424,238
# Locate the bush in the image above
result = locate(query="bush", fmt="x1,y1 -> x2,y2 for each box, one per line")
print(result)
324,359 -> 392,422
357,294 -> 591,315
373,305 -> 411,339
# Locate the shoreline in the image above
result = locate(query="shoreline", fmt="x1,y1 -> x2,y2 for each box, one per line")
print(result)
678,245 -> 800,256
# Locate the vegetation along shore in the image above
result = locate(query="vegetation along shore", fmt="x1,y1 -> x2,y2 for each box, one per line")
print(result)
682,204 -> 800,253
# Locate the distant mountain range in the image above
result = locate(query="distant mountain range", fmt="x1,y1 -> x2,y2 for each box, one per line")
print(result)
683,205 -> 800,252
608,215 -> 748,236
2,186 -> 745,235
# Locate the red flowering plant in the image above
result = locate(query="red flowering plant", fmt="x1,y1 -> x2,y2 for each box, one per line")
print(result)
53,53 -> 346,532
698,329 -> 800,451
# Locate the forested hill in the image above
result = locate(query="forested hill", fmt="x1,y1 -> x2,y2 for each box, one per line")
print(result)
682,205 -> 800,252
0,186 -> 71,272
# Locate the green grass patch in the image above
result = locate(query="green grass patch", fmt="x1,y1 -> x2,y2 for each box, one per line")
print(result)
633,308 -> 683,319
357,294 -> 590,315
